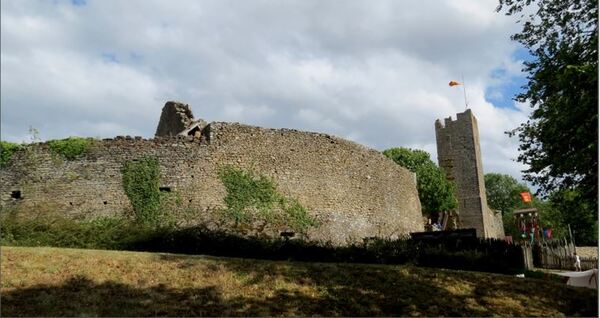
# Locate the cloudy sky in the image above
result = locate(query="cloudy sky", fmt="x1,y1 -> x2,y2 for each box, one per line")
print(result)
1,0 -> 533,183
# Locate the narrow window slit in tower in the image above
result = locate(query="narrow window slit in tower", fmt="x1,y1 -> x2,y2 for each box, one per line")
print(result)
11,190 -> 22,199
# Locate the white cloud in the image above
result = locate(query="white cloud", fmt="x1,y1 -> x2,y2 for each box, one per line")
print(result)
1,0 -> 532,184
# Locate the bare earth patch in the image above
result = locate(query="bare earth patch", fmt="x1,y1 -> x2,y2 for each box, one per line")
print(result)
1,246 -> 597,317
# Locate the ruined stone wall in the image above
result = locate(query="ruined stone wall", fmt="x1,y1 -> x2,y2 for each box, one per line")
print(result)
1,123 -> 423,245
155,101 -> 196,137
435,109 -> 504,238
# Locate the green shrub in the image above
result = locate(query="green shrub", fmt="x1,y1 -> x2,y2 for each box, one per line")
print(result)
0,215 -> 154,250
47,137 -> 93,160
0,141 -> 24,167
218,166 -> 317,233
280,197 -> 316,233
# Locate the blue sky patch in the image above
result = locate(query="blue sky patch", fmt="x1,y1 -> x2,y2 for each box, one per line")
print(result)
101,52 -> 119,63
485,47 -> 532,109
485,74 -> 528,109
129,52 -> 144,62
71,0 -> 87,6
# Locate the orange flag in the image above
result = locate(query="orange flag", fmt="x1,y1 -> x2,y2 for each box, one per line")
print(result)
520,192 -> 532,203
449,80 -> 461,87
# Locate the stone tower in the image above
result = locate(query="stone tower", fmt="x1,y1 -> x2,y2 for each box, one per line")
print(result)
435,109 -> 504,238
155,101 -> 207,138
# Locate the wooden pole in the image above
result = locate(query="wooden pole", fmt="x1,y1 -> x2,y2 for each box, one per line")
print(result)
568,223 -> 576,251
461,74 -> 468,109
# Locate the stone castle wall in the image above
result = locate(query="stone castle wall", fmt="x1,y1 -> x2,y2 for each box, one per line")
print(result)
435,109 -> 504,238
1,122 -> 423,245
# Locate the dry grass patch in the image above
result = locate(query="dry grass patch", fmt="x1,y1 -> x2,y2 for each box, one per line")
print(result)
1,246 -> 597,317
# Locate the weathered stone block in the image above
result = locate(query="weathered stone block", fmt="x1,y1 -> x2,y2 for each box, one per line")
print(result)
155,101 -> 196,137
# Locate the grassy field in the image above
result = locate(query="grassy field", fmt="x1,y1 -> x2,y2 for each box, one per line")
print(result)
1,246 -> 597,317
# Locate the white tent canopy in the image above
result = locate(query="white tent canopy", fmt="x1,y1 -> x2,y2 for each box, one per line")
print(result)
555,269 -> 598,289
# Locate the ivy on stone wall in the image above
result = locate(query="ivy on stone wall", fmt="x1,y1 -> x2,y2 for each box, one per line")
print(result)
0,141 -> 24,167
218,166 -> 317,234
121,157 -> 165,227
48,137 -> 94,160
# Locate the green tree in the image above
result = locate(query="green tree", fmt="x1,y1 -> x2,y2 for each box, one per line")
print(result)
546,189 -> 598,245
497,0 -> 598,209
383,147 -> 457,216
484,173 -> 530,215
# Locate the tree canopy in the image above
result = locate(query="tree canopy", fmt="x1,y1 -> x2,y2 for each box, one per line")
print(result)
484,173 -> 530,215
383,147 -> 457,216
484,173 -> 597,244
484,173 -> 536,238
546,189 -> 598,245
497,0 -> 598,209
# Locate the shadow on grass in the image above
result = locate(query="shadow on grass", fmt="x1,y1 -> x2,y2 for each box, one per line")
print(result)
158,253 -> 598,317
4,255 -> 597,317
2,276 -> 230,317
0,273 -> 469,317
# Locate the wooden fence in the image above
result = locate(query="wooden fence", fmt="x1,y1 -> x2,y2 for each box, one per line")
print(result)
531,239 -> 598,271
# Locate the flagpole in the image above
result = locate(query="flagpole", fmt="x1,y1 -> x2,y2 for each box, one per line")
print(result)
461,74 -> 468,109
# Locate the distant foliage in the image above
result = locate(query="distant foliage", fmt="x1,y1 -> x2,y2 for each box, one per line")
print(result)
48,137 -> 94,160
121,157 -> 168,227
484,173 -> 530,215
0,141 -> 24,167
383,147 -> 457,215
484,173 -> 597,245
218,166 -> 317,234
485,173 -> 540,239
546,189 -> 598,245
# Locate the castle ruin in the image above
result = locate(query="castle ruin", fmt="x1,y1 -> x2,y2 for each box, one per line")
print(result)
1,101 -> 424,245
435,109 -> 504,238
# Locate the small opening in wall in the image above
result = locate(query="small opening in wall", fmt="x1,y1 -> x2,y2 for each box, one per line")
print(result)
11,190 -> 22,199
191,175 -> 194,178
69,202 -> 73,206
159,187 -> 171,192
187,126 -> 201,136
189,199 -> 192,203
103,201 -> 108,205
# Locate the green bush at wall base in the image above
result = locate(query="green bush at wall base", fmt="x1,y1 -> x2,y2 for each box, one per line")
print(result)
0,141 -> 24,167
47,137 -> 93,160
0,215 -> 154,250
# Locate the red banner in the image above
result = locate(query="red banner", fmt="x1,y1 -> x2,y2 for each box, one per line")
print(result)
520,192 -> 532,203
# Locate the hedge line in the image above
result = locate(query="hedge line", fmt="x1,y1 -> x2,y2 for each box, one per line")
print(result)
0,216 -> 524,274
